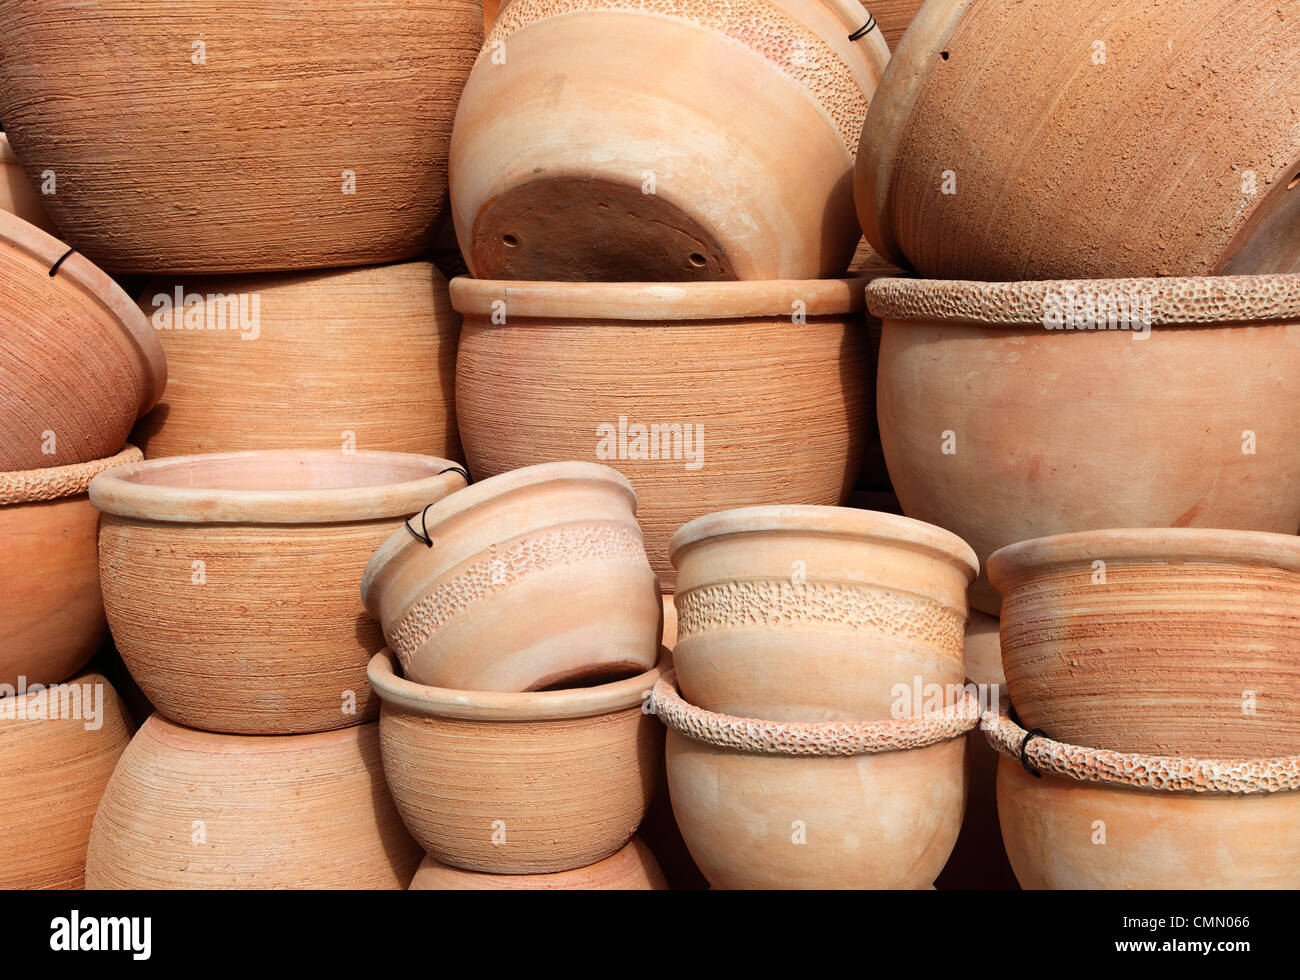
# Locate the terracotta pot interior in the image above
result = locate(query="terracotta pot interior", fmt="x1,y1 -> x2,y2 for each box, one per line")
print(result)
527,660 -> 650,692
115,453 -> 450,493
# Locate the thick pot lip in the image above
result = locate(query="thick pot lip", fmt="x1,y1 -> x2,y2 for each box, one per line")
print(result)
669,504 -> 979,582
1,444 -> 142,507
88,450 -> 467,525
367,647 -> 667,722
450,277 -> 869,321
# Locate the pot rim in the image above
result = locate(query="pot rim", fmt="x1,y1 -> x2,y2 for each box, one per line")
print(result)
669,504 -> 979,582
88,450 -> 467,525
449,277 -> 869,321
367,647 -> 667,721
0,444 -> 142,507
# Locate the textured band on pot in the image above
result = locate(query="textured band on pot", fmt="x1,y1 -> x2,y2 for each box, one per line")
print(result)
0,444 -> 142,505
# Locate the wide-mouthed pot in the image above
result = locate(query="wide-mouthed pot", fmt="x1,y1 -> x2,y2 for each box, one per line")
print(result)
409,836 -> 668,890
989,529 -> 1300,758
986,704 -> 1300,890
0,673 -> 134,889
133,262 -> 462,460
0,1 -> 481,274
86,716 -> 421,889
90,451 -> 466,735
0,132 -> 55,233
871,274 -> 1300,613
450,0 -> 890,281
362,462 -> 660,691
670,505 -> 977,722
369,648 -> 665,874
453,277 -> 871,590
656,670 -> 975,889
856,0 -> 1300,280
0,211 -> 165,471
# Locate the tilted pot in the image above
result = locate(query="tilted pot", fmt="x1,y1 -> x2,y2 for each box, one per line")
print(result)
453,277 -> 871,590
450,0 -> 890,281
670,505 -> 977,722
0,0 -> 482,274
0,210 -> 166,470
870,274 -> 1300,613
856,0 -> 1300,280
0,132 -> 55,233
133,262 -> 462,460
368,648 -> 666,874
90,451 -> 467,735
409,836 -> 668,890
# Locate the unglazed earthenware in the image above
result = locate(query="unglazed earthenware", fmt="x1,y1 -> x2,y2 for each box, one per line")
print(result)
857,0 -> 1300,279
362,462 -> 660,691
453,278 -> 871,589
986,704 -> 1300,890
0,211 -> 165,470
450,0 -> 890,281
871,274 -> 1300,613
670,506 -> 977,722
85,716 -> 421,889
989,529 -> 1300,758
408,836 -> 668,890
864,0 -> 924,50
661,594 -> 678,652
90,451 -> 466,735
133,262 -> 462,459
368,648 -> 665,874
0,1 -> 481,273
0,673 -> 133,889
0,132 -> 55,233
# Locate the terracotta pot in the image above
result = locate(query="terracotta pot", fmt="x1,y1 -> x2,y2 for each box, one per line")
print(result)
0,211 -> 165,471
857,0 -> 1300,280
670,505 -> 977,722
450,0 -> 889,281
989,529 -> 1300,758
133,262 -> 462,460
0,673 -> 134,889
409,836 -> 667,890
661,594 -> 678,652
656,671 -> 975,889
0,1 -> 481,274
871,274 -> 1300,613
86,716 -> 421,889
90,451 -> 467,735
453,277 -> 871,590
0,132 -> 55,233
368,648 -> 665,874
986,703 -> 1300,890
865,0 -> 925,51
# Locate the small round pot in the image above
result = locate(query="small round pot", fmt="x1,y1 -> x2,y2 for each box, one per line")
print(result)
656,671 -> 975,889
0,673 -> 134,889
0,211 -> 166,471
856,0 -> 1300,279
1,446 -> 141,689
670,505 -> 977,722
409,836 -> 667,890
133,262 -> 462,460
0,132 -> 55,233
453,277 -> 871,590
86,716 -> 421,889
989,529 -> 1300,758
871,274 -> 1300,613
986,704 -> 1300,890
450,0 -> 889,281
362,462 -> 661,691
368,648 -> 666,874
90,451 -> 467,735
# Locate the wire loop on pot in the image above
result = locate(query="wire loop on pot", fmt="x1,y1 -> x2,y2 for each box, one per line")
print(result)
848,14 -> 876,41
1019,728 -> 1047,779
403,467 -> 471,547
48,247 -> 77,278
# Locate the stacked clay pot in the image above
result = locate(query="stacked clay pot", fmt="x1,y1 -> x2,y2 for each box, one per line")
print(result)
0,132 -> 55,233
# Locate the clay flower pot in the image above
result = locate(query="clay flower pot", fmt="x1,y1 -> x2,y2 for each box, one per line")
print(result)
0,211 -> 166,471
871,274 -> 1300,613
0,132 -> 55,233
0,1 -> 482,274
989,529 -> 1300,758
368,648 -> 665,874
409,836 -> 667,890
986,704 -> 1300,890
90,451 -> 467,735
1,446 -> 141,689
655,671 -> 976,889
453,278 -> 871,590
450,0 -> 890,281
856,0 -> 1300,280
0,673 -> 134,889
363,462 -> 661,691
670,505 -> 977,722
133,262 -> 462,460
86,716 -> 421,889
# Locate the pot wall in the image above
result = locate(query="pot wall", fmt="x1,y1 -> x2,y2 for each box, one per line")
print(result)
408,836 -> 668,890
0,132 -> 55,233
